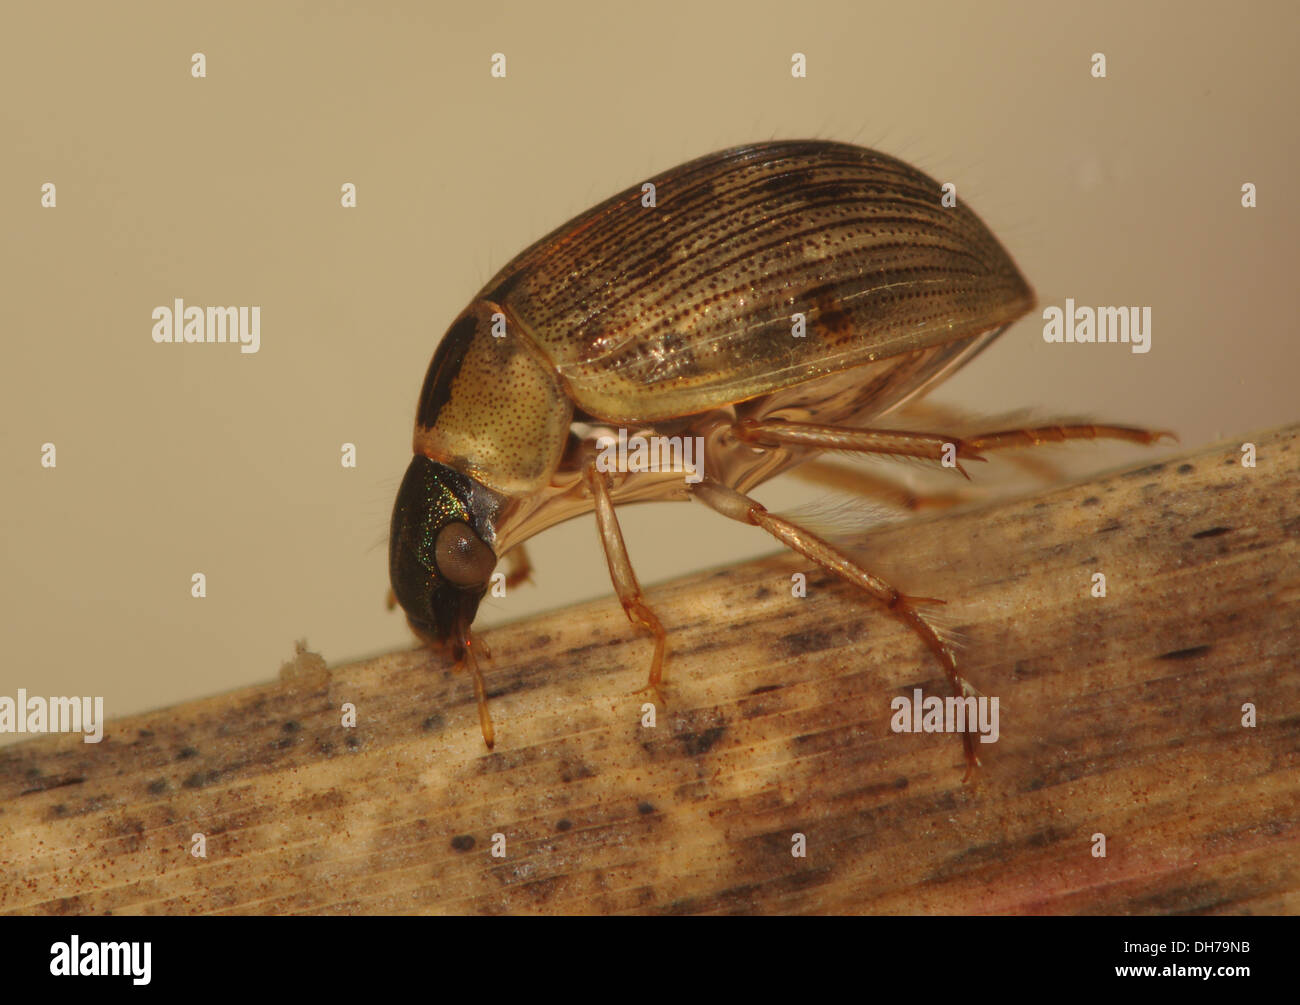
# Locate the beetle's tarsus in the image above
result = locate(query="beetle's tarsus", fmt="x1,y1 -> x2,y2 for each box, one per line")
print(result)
634,681 -> 668,707
965,423 -> 1177,452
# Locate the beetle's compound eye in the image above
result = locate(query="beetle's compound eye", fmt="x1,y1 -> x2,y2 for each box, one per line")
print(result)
435,521 -> 496,587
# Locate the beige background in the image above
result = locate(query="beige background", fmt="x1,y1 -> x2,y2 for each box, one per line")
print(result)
2,0 -> 1296,735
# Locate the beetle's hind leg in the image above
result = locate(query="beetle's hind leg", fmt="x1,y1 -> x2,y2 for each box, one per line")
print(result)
736,418 -> 1173,476
735,419 -> 988,477
583,465 -> 668,701
691,477 -> 982,780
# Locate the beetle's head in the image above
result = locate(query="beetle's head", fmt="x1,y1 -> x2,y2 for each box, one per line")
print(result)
389,456 -> 500,654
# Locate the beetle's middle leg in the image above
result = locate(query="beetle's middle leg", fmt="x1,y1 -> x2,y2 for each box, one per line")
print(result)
582,465 -> 668,699
690,477 -> 982,779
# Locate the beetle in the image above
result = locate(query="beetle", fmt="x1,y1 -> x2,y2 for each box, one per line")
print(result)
389,139 -> 1167,776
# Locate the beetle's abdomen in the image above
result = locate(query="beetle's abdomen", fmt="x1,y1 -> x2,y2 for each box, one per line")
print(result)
478,140 -> 1033,423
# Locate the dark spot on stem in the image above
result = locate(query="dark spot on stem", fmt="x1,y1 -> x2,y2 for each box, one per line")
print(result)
1191,526 -> 1231,539
679,725 -> 726,757
1122,462 -> 1166,479
1158,645 -> 1211,661
451,834 -> 476,852
422,713 -> 446,733
781,629 -> 834,656
20,776 -> 85,796
559,759 -> 597,783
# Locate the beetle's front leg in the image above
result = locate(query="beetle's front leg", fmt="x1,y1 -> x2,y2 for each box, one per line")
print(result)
582,464 -> 668,701
690,476 -> 982,780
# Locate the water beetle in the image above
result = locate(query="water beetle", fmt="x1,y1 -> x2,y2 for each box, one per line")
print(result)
389,140 -> 1167,774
